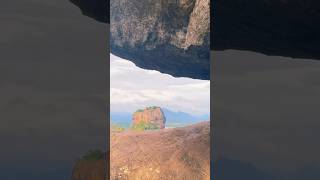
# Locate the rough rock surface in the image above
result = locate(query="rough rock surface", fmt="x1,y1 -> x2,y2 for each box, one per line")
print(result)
110,121 -> 210,180
132,107 -> 166,129
71,0 -> 320,78
71,0 -> 210,79
110,0 -> 210,80
70,0 -> 210,79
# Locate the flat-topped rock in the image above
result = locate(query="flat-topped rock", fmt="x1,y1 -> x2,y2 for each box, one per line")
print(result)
132,106 -> 166,130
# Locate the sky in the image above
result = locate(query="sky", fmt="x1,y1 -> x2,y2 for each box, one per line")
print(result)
110,53 -> 210,115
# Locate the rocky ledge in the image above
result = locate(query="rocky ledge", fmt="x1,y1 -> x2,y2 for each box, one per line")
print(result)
71,0 -> 320,80
71,0 -> 210,80
110,0 -> 210,80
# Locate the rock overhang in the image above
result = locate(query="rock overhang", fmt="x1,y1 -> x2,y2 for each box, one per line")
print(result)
71,0 -> 320,80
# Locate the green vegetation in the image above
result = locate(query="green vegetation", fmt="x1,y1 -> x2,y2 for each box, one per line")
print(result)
111,123 -> 126,132
135,106 -> 160,113
135,109 -> 144,112
80,149 -> 103,161
146,106 -> 159,110
131,121 -> 159,131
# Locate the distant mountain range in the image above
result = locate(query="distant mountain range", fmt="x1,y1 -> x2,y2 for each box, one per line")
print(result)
162,108 -> 209,125
111,108 -> 209,128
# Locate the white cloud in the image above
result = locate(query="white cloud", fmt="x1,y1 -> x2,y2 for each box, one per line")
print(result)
110,54 -> 210,115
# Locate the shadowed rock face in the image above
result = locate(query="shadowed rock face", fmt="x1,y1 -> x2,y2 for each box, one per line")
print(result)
70,0 -> 109,23
212,0 -> 320,60
71,0 -> 320,80
110,0 -> 210,80
70,0 -> 210,80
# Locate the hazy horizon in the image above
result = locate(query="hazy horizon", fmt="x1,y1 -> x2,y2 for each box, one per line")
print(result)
110,106 -> 209,116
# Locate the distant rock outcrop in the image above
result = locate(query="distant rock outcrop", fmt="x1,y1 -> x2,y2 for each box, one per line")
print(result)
132,106 -> 166,129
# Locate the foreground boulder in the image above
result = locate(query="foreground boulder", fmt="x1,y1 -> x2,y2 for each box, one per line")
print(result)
111,121 -> 210,180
